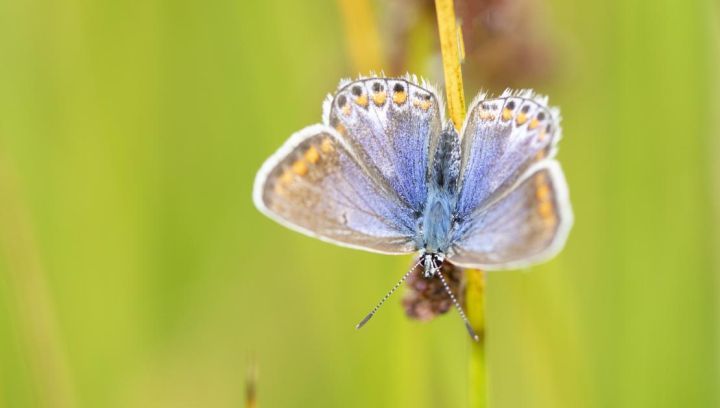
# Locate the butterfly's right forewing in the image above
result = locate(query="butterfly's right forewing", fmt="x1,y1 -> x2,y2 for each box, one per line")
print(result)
253,125 -> 417,255
450,161 -> 573,269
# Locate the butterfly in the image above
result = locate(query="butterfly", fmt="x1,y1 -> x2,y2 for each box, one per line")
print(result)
253,75 -> 573,340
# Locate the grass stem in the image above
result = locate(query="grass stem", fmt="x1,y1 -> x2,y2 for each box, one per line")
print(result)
433,1 -> 487,406
434,0 -> 466,129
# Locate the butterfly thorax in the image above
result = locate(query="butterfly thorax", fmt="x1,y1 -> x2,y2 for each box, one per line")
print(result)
417,125 -> 461,275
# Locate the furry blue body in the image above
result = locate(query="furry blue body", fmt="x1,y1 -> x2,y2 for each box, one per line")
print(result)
416,126 -> 461,275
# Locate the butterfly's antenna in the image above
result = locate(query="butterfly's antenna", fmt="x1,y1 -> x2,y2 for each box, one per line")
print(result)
436,265 -> 481,342
355,259 -> 422,330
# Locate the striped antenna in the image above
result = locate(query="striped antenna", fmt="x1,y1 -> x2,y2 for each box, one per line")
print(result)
356,258 -> 422,330
436,267 -> 480,342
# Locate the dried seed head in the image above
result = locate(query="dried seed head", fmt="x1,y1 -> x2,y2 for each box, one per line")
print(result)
403,260 -> 465,321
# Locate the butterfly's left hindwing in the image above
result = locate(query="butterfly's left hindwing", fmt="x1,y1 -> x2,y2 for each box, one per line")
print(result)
253,125 -> 417,255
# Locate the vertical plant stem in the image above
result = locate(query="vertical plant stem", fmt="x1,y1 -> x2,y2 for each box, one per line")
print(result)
466,269 -> 487,408
246,357 -> 258,408
434,1 -> 487,407
434,0 -> 466,129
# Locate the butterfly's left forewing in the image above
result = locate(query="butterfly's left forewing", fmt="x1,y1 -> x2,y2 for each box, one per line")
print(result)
253,125 -> 417,254
455,92 -> 560,218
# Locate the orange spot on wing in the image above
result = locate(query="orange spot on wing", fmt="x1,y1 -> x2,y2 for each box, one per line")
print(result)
355,94 -> 369,107
304,146 -> 320,164
393,91 -> 407,105
320,137 -> 334,153
536,184 -> 550,201
278,169 -> 293,186
534,173 -> 556,224
502,108 -> 513,121
516,113 -> 528,126
412,99 -> 432,110
479,110 -> 495,121
372,92 -> 386,106
291,159 -> 308,176
335,123 -> 346,135
528,118 -> 540,129
538,200 -> 555,222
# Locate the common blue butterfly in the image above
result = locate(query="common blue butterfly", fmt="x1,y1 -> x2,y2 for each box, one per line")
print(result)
253,75 -> 573,339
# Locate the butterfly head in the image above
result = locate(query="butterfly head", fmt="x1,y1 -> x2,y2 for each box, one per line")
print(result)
421,252 -> 445,278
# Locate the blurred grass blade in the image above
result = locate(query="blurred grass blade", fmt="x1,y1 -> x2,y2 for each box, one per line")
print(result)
337,0 -> 385,73
0,154 -> 76,408
466,269 -> 486,408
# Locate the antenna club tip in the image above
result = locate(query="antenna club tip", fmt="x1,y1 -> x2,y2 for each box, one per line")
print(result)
356,312 -> 374,330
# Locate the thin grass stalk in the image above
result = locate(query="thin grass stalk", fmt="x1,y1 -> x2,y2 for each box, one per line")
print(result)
246,357 -> 258,408
434,1 -> 487,407
465,269 -> 487,408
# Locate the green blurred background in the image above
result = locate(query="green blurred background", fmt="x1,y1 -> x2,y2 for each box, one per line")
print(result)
0,0 -> 718,407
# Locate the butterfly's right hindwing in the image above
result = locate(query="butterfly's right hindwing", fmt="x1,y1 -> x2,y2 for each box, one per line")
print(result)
253,125 -> 417,255
449,161 -> 573,269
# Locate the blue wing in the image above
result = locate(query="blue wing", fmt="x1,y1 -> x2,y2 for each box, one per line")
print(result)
324,76 -> 444,212
253,125 -> 417,254
448,91 -> 572,269
448,161 -> 573,269
455,91 -> 561,219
